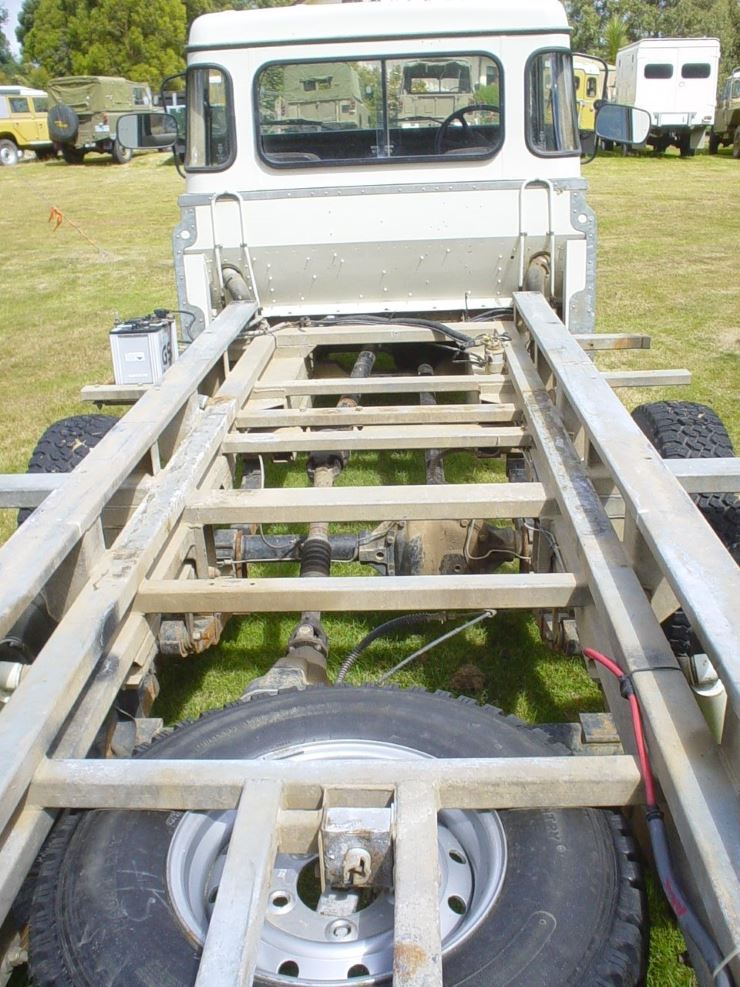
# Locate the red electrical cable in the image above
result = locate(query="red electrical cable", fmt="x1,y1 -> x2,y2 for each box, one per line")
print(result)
582,646 -> 657,807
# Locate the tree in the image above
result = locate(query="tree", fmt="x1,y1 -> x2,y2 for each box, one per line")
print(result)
20,0 -> 80,77
0,4 -> 16,80
565,0 -> 738,79
72,0 -> 186,87
15,0 -> 40,50
604,15 -> 627,64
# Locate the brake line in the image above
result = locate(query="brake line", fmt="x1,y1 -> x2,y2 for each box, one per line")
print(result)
583,647 -> 735,987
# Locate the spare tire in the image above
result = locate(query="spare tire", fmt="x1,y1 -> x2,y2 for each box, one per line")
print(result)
47,103 -> 79,144
29,688 -> 647,987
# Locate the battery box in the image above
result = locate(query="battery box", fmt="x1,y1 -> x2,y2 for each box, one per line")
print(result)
109,314 -> 177,386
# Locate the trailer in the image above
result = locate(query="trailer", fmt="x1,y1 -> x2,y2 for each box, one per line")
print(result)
615,37 -> 721,156
0,2 -> 738,986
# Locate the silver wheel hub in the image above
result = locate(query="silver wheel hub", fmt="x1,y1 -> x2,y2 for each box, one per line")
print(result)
167,739 -> 507,984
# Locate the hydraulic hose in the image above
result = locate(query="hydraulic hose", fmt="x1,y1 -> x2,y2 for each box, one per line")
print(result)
335,612 -> 448,683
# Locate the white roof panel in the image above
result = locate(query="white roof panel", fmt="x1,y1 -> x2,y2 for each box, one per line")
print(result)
189,0 -> 570,50
618,37 -> 720,55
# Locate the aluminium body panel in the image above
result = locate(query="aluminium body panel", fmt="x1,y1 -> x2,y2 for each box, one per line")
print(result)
615,38 -> 720,133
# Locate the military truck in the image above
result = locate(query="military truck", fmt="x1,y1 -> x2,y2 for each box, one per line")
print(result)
709,66 -> 740,157
0,86 -> 54,165
0,2 -> 738,986
46,75 -> 154,164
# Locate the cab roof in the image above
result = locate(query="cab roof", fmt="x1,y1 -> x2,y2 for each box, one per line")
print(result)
188,0 -> 570,52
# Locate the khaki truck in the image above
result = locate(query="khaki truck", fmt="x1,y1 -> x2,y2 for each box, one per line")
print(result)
709,67 -> 740,157
0,86 -> 54,165
46,75 -> 154,164
269,63 -> 371,132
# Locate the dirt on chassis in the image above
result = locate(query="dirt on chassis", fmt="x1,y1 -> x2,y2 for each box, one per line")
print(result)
0,2 -> 738,986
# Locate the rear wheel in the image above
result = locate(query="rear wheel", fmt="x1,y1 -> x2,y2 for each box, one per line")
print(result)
61,145 -> 85,165
708,132 -> 720,154
633,401 -> 738,655
0,138 -> 20,166
678,133 -> 695,158
111,139 -> 132,164
29,688 -> 646,987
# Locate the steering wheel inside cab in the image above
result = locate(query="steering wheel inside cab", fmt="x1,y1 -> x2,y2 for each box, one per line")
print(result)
434,103 -> 499,154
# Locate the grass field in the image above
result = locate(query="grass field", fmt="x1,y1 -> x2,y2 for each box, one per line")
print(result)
1,147 -> 738,987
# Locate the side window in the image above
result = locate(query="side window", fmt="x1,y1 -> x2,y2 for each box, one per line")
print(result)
644,64 -> 673,80
256,54 -> 502,166
681,63 -> 710,80
9,98 -> 29,113
586,77 -> 597,98
732,79 -> 740,99
186,66 -> 233,170
527,50 -> 579,155
32,97 -> 48,113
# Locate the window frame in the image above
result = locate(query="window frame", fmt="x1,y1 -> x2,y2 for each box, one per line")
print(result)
524,47 -> 580,159
253,50 -> 505,170
184,62 -> 236,174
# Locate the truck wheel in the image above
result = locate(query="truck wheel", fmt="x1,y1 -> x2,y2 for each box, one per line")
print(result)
632,401 -> 738,656
0,138 -> 20,166
733,130 -> 740,159
111,139 -> 133,164
678,134 -> 695,158
29,688 -> 646,987
708,132 -> 720,155
18,414 -> 118,525
61,146 -> 85,165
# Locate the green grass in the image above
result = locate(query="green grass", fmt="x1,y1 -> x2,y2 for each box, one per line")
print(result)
2,147 -> 738,987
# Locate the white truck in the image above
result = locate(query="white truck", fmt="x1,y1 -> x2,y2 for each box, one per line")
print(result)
615,37 -> 721,156
0,2 -> 738,987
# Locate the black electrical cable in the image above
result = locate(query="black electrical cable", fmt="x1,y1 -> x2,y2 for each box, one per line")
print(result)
335,612 -> 449,683
315,314 -> 477,350
469,307 -> 515,322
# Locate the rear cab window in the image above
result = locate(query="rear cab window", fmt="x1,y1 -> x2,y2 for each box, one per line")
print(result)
255,53 -> 502,167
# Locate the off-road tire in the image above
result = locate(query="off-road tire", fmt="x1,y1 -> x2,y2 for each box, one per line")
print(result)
0,138 -> 20,166
47,103 -> 79,144
733,129 -> 740,159
18,414 -> 117,525
708,132 -> 720,154
29,688 -> 647,987
111,139 -> 133,165
61,145 -> 85,165
633,401 -> 738,655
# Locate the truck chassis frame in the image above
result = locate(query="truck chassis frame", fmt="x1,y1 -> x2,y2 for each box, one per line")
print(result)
0,293 -> 737,986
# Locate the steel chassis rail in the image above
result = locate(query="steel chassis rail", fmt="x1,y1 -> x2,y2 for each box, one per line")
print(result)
0,294 -> 737,986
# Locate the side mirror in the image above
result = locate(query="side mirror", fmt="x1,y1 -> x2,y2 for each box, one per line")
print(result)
117,112 -> 178,150
595,103 -> 651,146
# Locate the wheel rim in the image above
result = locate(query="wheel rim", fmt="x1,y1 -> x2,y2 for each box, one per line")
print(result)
0,144 -> 17,165
167,738 -> 507,984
